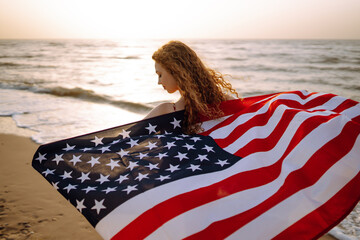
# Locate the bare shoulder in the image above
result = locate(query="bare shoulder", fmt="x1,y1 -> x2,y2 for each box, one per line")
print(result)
143,102 -> 174,119
225,94 -> 237,100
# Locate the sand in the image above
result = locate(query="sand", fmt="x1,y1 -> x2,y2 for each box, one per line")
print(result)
0,133 -> 102,240
0,118 -> 337,239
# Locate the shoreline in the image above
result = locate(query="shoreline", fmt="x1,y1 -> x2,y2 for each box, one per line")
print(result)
0,116 -> 336,239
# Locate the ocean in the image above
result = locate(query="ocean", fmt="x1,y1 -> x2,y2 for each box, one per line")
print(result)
0,39 -> 359,239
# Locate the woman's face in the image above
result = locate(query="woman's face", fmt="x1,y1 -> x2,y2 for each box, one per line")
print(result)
155,62 -> 179,94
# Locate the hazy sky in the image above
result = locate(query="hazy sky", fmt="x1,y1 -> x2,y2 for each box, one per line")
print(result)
0,0 -> 359,39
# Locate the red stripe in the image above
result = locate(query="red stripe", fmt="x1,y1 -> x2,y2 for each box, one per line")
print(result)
184,119 -> 360,240
273,172 -> 360,240
111,106 -> 342,240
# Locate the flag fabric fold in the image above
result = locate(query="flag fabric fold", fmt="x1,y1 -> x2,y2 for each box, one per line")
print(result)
32,90 -> 360,240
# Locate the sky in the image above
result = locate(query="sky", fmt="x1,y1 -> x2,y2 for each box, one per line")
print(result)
0,0 -> 359,39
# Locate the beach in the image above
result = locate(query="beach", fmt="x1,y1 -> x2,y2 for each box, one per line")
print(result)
0,116 -> 337,239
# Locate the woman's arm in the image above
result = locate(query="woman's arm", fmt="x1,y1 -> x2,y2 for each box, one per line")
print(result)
143,102 -> 174,119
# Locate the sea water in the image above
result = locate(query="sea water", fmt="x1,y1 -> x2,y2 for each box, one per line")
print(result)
0,39 -> 359,239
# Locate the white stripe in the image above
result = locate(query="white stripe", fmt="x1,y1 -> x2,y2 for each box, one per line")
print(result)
227,134 -> 360,240
144,113 -> 352,239
209,92 -> 332,140
308,95 -> 347,111
96,105 -> 360,240
200,114 -> 232,132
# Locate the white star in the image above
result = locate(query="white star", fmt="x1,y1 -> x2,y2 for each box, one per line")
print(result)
180,134 -> 189,138
96,174 -> 110,184
35,153 -> 47,163
138,152 -> 149,159
42,168 -> 55,177
60,170 -> 72,179
116,174 -> 129,184
52,182 -> 59,190
102,187 -> 117,194
63,183 -> 77,193
145,123 -> 157,134
164,131 -> 172,135
135,173 -> 149,181
87,156 -> 100,167
119,129 -> 131,139
91,136 -> 104,146
117,149 -> 129,158
187,164 -> 202,172
99,146 -> 111,153
175,152 -> 188,161
183,143 -> 195,150
170,118 -> 181,129
82,186 -> 97,193
156,152 -> 168,159
91,199 -> 106,214
156,175 -> 171,181
52,154 -> 64,165
69,155 -> 82,166
166,164 -> 180,173
156,134 -> 165,139
122,185 -> 137,194
173,136 -> 183,141
77,172 -> 91,183
127,139 -> 139,147
190,137 -> 201,142
127,161 -> 139,170
215,159 -> 230,167
195,154 -> 209,162
146,162 -> 159,170
145,141 -> 157,150
63,143 -> 76,151
76,199 -> 86,213
80,147 -> 93,152
106,159 -> 120,170
164,141 -> 176,149
110,139 -> 120,145
203,145 -> 214,152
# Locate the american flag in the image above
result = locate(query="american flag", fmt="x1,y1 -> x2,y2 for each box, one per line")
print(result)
32,90 -> 360,240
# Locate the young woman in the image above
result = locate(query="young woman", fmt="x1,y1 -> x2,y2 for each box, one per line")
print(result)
145,40 -> 239,134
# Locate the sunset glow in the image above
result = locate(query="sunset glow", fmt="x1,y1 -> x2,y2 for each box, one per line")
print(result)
0,0 -> 359,39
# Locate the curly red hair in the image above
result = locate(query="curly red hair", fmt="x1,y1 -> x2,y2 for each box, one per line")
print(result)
152,41 -> 239,134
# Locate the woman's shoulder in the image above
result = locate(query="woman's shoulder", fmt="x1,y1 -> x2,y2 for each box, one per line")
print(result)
143,102 -> 175,119
225,94 -> 237,100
